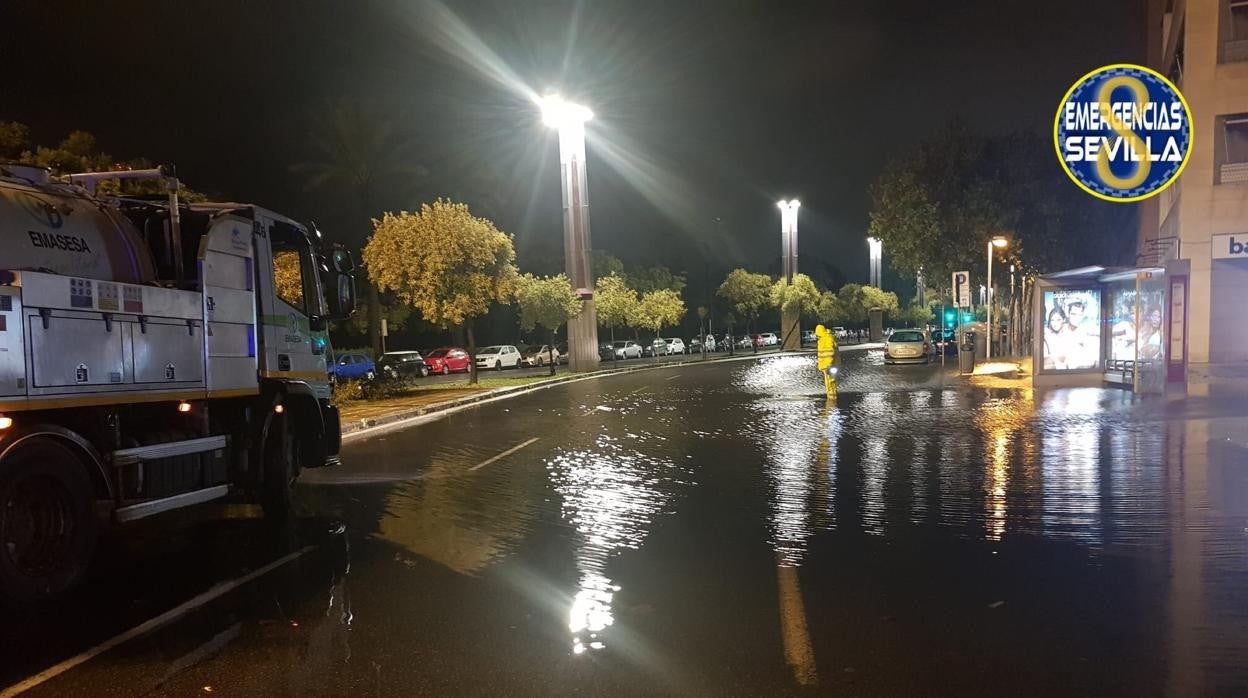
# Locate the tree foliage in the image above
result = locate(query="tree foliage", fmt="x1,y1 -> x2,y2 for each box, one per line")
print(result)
1,122 -> 206,201
717,268 -> 772,330
769,273 -> 822,318
867,122 -> 1136,283
636,289 -> 686,338
595,274 -> 639,340
515,273 -> 581,335
363,200 -> 519,328
629,265 -> 686,295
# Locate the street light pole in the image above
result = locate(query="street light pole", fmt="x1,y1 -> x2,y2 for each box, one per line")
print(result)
539,94 -> 599,372
777,199 -> 800,349
867,237 -> 882,287
986,235 -> 1008,360
777,199 -> 800,283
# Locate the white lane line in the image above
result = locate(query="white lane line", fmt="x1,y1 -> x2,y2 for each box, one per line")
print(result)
627,386 -> 648,395
665,374 -> 681,381
468,437 -> 540,472
0,546 -> 315,698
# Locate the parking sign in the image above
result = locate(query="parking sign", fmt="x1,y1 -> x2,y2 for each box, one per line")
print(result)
952,271 -> 971,308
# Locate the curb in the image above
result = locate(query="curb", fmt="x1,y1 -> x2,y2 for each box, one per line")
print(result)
340,350 -> 796,439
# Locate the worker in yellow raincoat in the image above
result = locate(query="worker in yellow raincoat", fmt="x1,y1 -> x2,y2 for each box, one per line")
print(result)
815,324 -> 838,398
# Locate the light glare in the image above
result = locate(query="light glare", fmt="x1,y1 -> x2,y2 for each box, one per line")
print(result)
538,94 -> 593,129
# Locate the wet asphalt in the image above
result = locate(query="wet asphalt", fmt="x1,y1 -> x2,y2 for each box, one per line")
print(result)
5,348 -> 1248,696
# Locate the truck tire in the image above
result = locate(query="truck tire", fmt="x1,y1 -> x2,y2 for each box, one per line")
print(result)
260,412 -> 300,518
0,437 -> 98,600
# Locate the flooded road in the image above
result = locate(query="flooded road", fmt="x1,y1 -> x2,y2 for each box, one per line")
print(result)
6,349 -> 1248,696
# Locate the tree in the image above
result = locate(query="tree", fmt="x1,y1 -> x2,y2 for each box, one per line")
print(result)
835,284 -> 869,326
816,291 -> 842,324
595,274 -> 639,345
770,273 -> 822,345
867,121 -> 1137,284
696,306 -> 709,355
591,251 -> 626,281
515,273 -> 582,375
860,286 -> 901,316
897,302 -> 933,328
292,100 -> 426,356
0,122 -> 31,159
636,289 -> 686,357
717,268 -> 772,348
629,265 -> 686,295
363,200 -> 519,385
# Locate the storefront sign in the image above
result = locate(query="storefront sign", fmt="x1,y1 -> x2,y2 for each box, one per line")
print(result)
1212,233 -> 1248,260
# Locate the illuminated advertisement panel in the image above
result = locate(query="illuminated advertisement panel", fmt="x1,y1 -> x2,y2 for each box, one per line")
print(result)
1041,289 -> 1101,371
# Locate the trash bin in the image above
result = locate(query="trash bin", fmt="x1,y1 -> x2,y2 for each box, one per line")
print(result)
959,330 -> 977,374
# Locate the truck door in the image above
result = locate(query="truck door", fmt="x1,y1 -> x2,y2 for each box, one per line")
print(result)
254,217 -> 330,394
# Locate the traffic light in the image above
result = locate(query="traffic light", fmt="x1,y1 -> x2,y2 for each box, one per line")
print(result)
944,310 -> 956,327
962,312 -> 974,323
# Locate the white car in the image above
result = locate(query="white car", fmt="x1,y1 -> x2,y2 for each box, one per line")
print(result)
523,344 -> 560,366
832,326 -> 848,339
702,334 -> 717,351
612,340 -> 643,359
664,338 -> 686,354
476,345 -> 522,370
758,332 -> 779,346
884,329 -> 930,364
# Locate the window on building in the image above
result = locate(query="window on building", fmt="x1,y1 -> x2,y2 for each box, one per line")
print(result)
1216,115 -> 1248,184
1224,0 -> 1248,61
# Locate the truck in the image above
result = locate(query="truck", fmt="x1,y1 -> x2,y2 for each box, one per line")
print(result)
0,163 -> 356,599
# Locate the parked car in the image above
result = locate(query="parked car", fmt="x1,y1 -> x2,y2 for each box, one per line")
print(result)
664,338 -> 687,355
884,329 -> 930,364
757,332 -> 779,346
702,334 -> 717,351
644,338 -> 670,357
612,340 -> 643,359
736,335 -> 755,349
832,326 -> 848,339
423,347 -> 471,375
689,337 -> 702,353
378,350 -> 430,379
556,342 -> 569,364
523,344 -> 560,367
476,345 -> 522,370
801,330 -> 816,346
330,352 -> 376,381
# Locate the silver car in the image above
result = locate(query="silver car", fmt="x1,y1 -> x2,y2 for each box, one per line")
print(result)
884,329 -> 930,364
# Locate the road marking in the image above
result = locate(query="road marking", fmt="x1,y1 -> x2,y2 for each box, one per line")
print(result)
665,374 -> 681,381
468,437 -> 540,472
627,386 -> 648,395
776,556 -> 819,686
0,546 -> 315,698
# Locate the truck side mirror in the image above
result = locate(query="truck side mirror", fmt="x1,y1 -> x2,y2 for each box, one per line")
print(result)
324,271 -> 356,320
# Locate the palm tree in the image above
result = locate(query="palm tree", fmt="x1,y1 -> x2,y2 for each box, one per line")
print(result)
291,100 -> 427,355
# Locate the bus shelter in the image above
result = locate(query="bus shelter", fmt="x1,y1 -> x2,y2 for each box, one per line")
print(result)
1032,262 -> 1189,394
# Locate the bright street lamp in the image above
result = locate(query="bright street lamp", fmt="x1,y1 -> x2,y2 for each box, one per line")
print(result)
986,235 -> 1009,359
538,93 -> 598,372
867,237 -> 882,287
777,199 -> 800,283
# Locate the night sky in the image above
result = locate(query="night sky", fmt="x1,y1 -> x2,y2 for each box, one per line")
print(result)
4,0 -> 1143,302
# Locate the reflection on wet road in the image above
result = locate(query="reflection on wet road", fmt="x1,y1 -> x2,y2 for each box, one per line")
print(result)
7,350 -> 1248,695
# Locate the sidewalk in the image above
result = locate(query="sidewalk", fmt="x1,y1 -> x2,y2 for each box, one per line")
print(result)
337,350 -> 790,437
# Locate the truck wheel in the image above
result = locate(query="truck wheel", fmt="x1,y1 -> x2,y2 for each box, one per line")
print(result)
0,437 -> 98,600
261,413 -> 300,518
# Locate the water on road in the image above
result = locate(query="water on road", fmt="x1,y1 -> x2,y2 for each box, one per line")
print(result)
6,350 -> 1248,696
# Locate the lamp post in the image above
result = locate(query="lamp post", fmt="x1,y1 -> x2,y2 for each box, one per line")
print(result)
777,199 -> 801,349
986,235 -> 1009,359
867,237 -> 882,287
539,94 -> 598,372
777,199 -> 800,283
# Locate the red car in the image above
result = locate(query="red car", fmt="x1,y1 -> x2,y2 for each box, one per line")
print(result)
422,347 -> 471,375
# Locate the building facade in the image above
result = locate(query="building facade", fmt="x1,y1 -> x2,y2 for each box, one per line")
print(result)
1141,0 -> 1248,364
